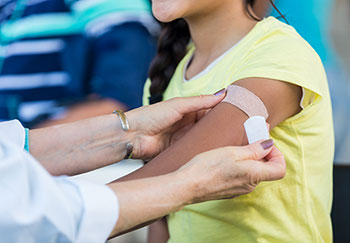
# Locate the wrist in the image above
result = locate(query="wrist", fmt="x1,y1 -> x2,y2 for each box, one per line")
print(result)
175,160 -> 213,205
105,113 -> 137,159
171,170 -> 198,207
123,110 -> 144,159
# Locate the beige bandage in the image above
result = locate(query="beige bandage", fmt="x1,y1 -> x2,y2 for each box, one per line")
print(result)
222,85 -> 269,119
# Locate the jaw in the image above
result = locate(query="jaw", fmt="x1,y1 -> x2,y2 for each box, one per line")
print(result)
152,0 -> 181,22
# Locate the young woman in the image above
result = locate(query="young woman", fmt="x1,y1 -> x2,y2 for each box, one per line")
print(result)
117,0 -> 334,242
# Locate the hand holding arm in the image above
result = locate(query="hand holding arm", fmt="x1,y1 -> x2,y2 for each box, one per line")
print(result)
28,94 -> 224,176
126,92 -> 226,160
108,141 -> 285,237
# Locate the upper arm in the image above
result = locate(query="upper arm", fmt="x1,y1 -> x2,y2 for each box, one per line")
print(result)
117,77 -> 302,181
234,78 -> 302,128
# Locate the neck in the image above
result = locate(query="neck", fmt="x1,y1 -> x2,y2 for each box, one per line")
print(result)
185,2 -> 257,71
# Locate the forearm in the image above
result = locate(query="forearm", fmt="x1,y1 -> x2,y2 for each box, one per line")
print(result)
108,172 -> 192,237
115,78 -> 300,181
117,103 -> 248,181
27,93 -> 224,176
29,114 -> 133,176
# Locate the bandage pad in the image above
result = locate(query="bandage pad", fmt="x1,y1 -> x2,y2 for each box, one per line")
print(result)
244,116 -> 269,144
222,85 -> 269,119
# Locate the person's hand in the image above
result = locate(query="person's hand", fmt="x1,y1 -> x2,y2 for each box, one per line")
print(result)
126,93 -> 225,160
177,139 -> 286,204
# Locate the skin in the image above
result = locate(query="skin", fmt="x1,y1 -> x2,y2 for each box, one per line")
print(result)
29,94 -> 225,176
119,0 -> 302,242
110,142 -> 285,237
253,0 -> 272,18
26,94 -> 286,239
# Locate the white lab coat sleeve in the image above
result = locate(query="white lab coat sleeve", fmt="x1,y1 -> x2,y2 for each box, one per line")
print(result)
0,137 -> 119,243
0,120 -> 25,148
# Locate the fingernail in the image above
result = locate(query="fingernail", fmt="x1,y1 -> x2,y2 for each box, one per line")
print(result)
261,139 -> 274,150
214,88 -> 226,96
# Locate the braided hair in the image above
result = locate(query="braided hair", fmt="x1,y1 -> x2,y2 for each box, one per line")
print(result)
148,0 -> 286,104
148,19 -> 190,104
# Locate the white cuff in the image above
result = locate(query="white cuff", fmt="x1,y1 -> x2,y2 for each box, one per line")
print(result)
0,120 -> 25,148
75,180 -> 119,243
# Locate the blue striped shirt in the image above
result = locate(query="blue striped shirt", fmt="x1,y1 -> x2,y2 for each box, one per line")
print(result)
0,0 -> 158,127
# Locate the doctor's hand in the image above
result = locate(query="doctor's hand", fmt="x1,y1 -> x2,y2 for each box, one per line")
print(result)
126,93 -> 225,160
178,140 -> 286,203
109,140 -> 285,236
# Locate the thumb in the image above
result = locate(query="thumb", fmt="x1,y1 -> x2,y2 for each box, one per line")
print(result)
232,139 -> 274,161
256,146 -> 286,181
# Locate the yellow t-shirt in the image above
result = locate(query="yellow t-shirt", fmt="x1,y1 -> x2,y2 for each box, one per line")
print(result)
143,17 -> 334,243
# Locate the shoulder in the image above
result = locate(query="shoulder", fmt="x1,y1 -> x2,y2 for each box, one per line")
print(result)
246,17 -> 321,65
233,17 -> 327,98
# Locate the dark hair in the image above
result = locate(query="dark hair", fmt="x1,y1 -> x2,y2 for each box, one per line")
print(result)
148,0 -> 286,104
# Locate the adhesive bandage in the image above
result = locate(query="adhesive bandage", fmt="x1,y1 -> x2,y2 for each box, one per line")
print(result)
222,85 -> 269,119
222,85 -> 270,144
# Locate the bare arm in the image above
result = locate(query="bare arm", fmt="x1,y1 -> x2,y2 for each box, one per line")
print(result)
29,95 -> 224,176
109,169 -> 191,237
117,78 -> 301,181
108,142 -> 285,237
116,78 -> 301,240
29,113 -> 132,176
118,102 -> 246,180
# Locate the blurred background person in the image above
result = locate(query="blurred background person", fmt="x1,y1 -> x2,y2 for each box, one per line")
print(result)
0,0 -> 159,128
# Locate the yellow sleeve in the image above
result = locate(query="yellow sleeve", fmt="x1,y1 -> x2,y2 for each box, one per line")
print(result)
232,31 -> 328,108
142,78 -> 152,106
